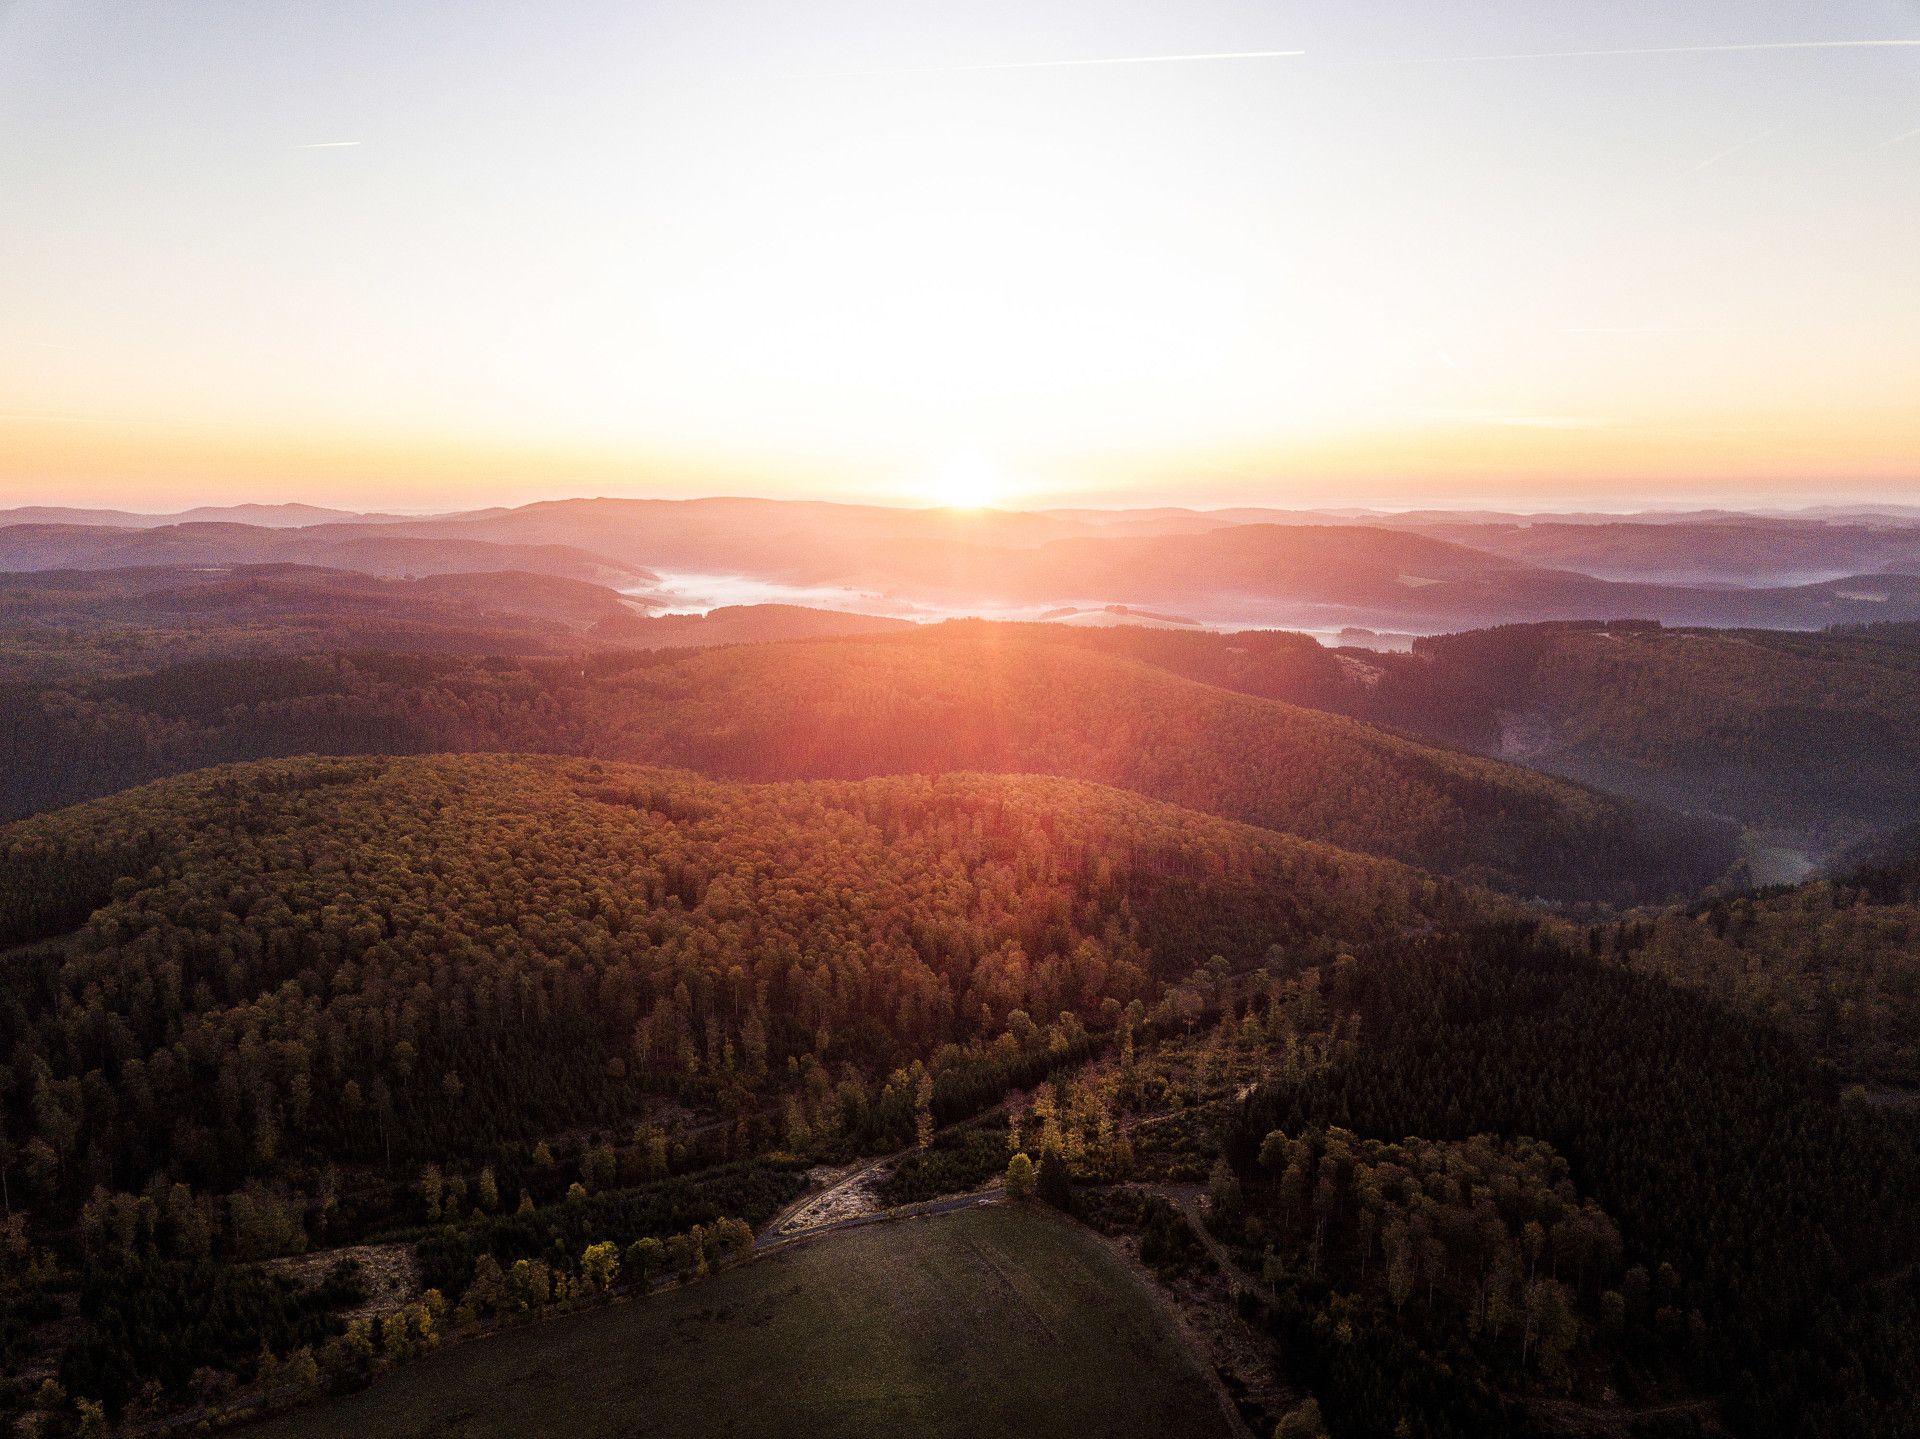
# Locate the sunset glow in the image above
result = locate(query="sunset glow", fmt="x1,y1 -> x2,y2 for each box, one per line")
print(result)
2,1 -> 1918,511
925,454 -> 1009,510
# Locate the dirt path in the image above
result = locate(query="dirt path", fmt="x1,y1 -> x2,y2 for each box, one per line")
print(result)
1164,1187 -> 1270,1299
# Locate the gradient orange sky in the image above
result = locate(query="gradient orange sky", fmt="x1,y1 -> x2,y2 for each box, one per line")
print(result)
3,1 -> 1918,512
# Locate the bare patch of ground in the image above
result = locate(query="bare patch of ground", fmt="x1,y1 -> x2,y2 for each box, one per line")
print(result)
762,1156 -> 896,1240
266,1241 -> 420,1321
1333,652 -> 1385,688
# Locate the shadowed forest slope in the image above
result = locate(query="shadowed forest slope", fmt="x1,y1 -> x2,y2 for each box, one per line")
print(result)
1372,621 -> 1920,838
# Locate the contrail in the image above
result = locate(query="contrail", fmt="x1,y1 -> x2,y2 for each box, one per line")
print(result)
1682,127 -> 1778,175
1371,38 -> 1920,65
298,140 -> 363,149
1863,124 -> 1920,152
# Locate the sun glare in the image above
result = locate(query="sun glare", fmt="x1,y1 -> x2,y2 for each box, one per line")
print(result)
927,454 -> 1005,510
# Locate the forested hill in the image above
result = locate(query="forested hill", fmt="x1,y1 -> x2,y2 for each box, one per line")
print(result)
0,753 -> 1498,1215
1,627 -> 1731,904
1364,620 -> 1920,839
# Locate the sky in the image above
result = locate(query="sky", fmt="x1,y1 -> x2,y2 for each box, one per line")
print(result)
2,0 -> 1918,513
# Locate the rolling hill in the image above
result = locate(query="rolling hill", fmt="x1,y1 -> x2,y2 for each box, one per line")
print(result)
1609,829 -> 1920,1086
0,625 -> 1731,903
0,752 -> 1497,1204
301,499 -> 1920,628
1,751 -> 1510,1417
1410,517 -> 1920,585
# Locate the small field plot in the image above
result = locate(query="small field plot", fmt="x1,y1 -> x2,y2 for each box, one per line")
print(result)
248,1203 -> 1232,1439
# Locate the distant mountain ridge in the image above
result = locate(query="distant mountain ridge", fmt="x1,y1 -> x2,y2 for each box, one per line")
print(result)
12,496 -> 1920,632
0,521 -> 655,588
0,502 -> 454,527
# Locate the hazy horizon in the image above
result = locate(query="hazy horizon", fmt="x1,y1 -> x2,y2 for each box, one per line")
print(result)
12,489 -> 1920,521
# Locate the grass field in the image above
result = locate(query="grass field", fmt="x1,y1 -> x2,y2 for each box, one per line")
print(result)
247,1203 -> 1234,1439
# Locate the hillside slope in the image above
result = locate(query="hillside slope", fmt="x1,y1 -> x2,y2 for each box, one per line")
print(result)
1411,517 -> 1920,585
1610,831 -> 1920,1086
0,752 -> 1496,1208
569,629 -> 1723,903
1,627 -> 1731,902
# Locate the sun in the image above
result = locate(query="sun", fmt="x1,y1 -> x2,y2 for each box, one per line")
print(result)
926,453 -> 1005,510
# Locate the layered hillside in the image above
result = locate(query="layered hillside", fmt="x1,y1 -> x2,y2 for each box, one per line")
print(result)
1,627 -> 1731,902
1411,517 -> 1920,585
14,502 -> 1920,629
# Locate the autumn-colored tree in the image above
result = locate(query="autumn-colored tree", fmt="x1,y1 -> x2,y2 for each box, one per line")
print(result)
1005,1152 -> 1036,1200
419,1164 -> 444,1222
581,1240 -> 620,1292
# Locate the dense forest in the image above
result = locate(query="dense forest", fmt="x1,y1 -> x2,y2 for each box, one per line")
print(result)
0,626 -> 1729,904
1039,617 -> 1920,849
1228,927 -> 1920,1438
0,753 -> 1488,1219
1606,829 -> 1920,1085
0,753 -> 1520,1426
5,569 -> 1920,1436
